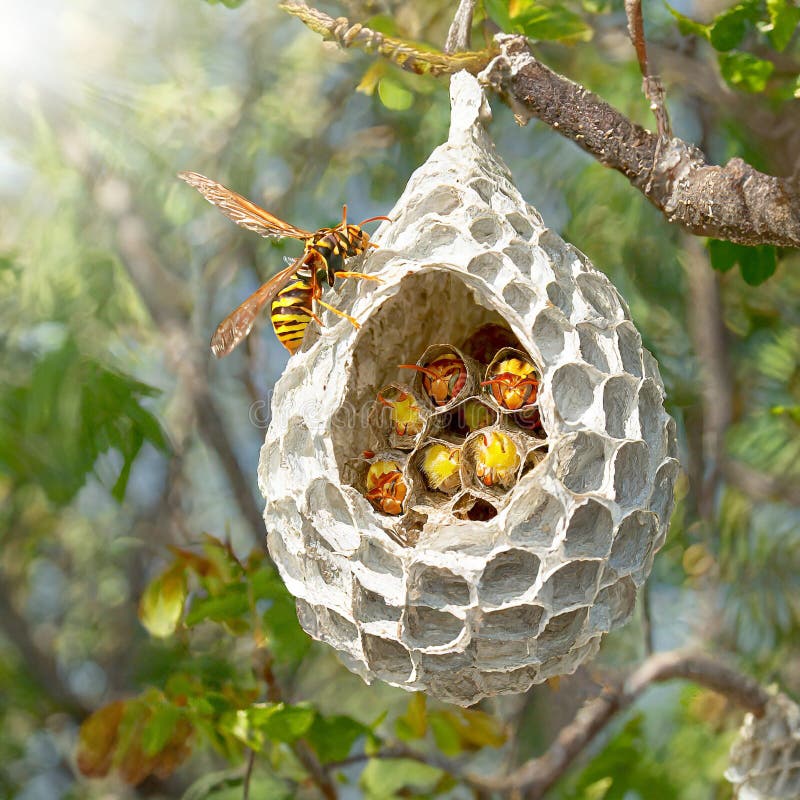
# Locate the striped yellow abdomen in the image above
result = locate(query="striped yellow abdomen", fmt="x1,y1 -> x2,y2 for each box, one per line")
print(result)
271,271 -> 313,354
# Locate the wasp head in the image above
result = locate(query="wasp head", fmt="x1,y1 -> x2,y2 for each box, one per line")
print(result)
365,460 -> 407,516
377,389 -> 424,437
399,353 -> 467,407
482,357 -> 540,411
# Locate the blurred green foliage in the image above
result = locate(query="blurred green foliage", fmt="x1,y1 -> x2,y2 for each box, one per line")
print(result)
0,0 -> 798,797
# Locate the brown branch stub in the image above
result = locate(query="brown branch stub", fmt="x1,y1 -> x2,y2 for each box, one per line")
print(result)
445,0 -> 477,54
468,650 -> 771,797
624,0 -> 671,139
479,35 -> 800,248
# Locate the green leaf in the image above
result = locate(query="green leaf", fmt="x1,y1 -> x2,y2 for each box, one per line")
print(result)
0,338 -> 169,505
428,708 -> 507,755
226,703 -> 315,749
738,245 -> 777,285
205,777 -> 291,800
180,768 -> 245,800
139,564 -> 188,638
250,703 -> 316,742
718,51 -> 775,92
765,0 -> 800,50
485,0 -> 514,32
184,586 -> 250,626
707,239 -> 739,272
360,758 -> 444,799
261,592 -> 311,665
378,78 -> 414,111
395,693 -> 427,741
707,240 -> 778,284
708,2 -> 759,51
306,714 -> 371,763
665,3 -> 710,38
429,714 -> 462,756
141,703 -> 183,757
514,3 -> 592,41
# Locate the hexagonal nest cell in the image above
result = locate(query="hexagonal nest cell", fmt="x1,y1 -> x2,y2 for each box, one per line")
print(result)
726,693 -> 800,800
258,72 -> 678,705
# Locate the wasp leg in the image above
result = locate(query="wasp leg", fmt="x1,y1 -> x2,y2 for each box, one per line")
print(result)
334,271 -> 383,282
316,299 -> 361,329
297,306 -> 324,326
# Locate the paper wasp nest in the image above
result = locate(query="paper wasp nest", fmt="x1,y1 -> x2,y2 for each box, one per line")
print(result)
726,693 -> 800,799
258,72 -> 678,705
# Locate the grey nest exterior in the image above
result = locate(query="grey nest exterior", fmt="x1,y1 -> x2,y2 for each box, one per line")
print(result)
258,72 -> 678,706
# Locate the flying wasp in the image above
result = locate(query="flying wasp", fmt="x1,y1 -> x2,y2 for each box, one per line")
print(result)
178,171 -> 389,357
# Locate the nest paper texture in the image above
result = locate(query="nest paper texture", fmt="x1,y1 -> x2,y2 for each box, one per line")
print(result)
258,72 -> 678,705
726,693 -> 800,799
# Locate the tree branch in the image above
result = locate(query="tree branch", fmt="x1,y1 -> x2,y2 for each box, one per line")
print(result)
682,237 -> 733,518
0,569 -> 92,718
480,35 -> 800,248
283,2 -> 800,247
467,650 -> 770,797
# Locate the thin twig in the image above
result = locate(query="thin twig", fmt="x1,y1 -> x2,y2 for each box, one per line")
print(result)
242,749 -> 255,800
624,0 -> 671,139
280,2 -> 496,76
260,657 -> 339,800
445,0 -> 477,54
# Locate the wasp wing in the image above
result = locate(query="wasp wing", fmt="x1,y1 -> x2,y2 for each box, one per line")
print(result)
210,254 -> 311,358
179,171 -> 312,240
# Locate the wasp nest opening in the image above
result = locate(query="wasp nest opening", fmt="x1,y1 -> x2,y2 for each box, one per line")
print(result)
259,72 -> 678,705
336,302 -> 547,546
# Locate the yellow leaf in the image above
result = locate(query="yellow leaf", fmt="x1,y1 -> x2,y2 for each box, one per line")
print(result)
357,62 -> 387,95
139,563 -> 187,638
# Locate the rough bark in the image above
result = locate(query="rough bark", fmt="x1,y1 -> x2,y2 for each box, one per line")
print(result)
480,35 -> 800,248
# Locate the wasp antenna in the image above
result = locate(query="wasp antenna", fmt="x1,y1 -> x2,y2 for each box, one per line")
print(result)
398,364 -> 438,379
358,215 -> 393,227
341,204 -> 348,228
